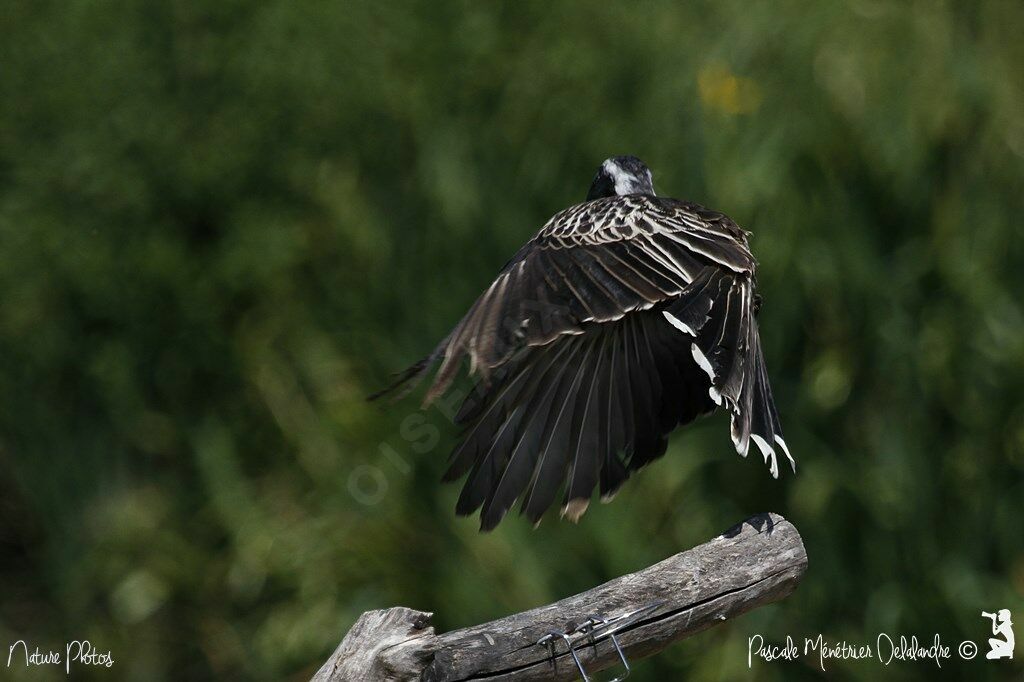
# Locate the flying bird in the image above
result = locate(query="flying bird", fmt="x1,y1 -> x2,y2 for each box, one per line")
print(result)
374,156 -> 793,530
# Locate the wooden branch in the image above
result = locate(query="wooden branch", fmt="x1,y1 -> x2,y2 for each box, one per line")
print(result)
313,512 -> 806,682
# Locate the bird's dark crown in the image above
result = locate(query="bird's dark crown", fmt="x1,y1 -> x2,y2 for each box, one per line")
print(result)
586,155 -> 655,201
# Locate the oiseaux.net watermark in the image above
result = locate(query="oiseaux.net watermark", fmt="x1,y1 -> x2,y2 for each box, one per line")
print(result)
749,609 -> 1015,671
347,386 -> 467,506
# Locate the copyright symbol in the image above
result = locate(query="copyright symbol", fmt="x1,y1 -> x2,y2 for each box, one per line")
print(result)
959,640 -> 977,660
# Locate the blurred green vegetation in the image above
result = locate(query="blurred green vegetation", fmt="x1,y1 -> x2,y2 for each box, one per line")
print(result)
1,1 -> 1023,680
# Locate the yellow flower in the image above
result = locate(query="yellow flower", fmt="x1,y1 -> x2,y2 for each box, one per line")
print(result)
698,62 -> 763,115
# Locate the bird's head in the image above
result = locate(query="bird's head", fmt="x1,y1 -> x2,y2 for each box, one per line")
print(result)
586,155 -> 655,201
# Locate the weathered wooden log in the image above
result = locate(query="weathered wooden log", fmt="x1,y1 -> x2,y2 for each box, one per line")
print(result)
313,512 -> 806,681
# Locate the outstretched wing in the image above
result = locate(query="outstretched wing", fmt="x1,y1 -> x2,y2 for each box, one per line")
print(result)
396,195 -> 757,402
374,194 -> 792,528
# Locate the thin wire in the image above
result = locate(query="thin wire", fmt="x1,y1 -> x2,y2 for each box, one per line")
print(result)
534,600 -> 664,681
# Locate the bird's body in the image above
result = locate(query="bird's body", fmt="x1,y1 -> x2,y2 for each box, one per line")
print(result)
376,156 -> 793,530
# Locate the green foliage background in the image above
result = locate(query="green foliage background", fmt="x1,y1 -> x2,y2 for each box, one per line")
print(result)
2,1 -> 1023,680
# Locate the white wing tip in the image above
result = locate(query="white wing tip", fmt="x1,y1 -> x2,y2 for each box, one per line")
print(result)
691,343 -> 717,385
775,434 -> 796,472
750,433 -> 779,478
729,412 -> 749,457
663,311 -> 695,336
